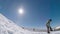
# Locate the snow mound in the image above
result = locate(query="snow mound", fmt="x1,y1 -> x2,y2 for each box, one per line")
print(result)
55,26 -> 60,29
0,13 -> 60,34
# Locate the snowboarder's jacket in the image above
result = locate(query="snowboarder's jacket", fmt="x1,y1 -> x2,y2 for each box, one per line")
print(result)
46,19 -> 52,27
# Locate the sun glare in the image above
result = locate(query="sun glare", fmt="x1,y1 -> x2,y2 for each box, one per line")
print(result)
18,8 -> 24,14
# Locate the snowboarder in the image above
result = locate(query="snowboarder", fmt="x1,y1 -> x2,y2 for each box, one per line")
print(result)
46,19 -> 53,33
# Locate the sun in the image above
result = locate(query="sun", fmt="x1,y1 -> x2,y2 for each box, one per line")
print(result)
18,8 -> 24,14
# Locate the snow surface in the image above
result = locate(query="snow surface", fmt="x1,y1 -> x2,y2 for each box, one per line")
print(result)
55,26 -> 60,29
0,13 -> 60,34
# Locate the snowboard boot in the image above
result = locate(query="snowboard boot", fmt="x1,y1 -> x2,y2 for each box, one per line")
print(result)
48,31 -> 50,34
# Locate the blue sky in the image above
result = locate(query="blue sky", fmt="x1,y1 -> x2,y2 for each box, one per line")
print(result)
0,0 -> 60,29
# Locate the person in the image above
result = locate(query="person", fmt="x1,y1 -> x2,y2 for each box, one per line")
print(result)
46,19 -> 53,33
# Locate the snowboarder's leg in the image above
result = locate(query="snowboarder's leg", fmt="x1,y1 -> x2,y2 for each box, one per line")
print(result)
50,26 -> 53,31
47,27 -> 50,33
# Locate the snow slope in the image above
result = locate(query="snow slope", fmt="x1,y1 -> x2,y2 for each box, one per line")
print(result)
0,13 -> 60,34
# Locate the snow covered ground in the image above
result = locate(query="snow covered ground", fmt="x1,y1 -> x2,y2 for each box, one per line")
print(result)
0,13 -> 60,34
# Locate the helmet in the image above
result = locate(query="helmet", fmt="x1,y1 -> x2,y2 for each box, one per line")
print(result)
49,19 -> 52,21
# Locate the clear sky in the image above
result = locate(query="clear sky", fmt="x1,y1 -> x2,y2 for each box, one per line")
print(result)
0,0 -> 60,29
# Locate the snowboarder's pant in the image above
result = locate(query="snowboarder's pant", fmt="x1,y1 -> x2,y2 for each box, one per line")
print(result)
46,26 -> 53,33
